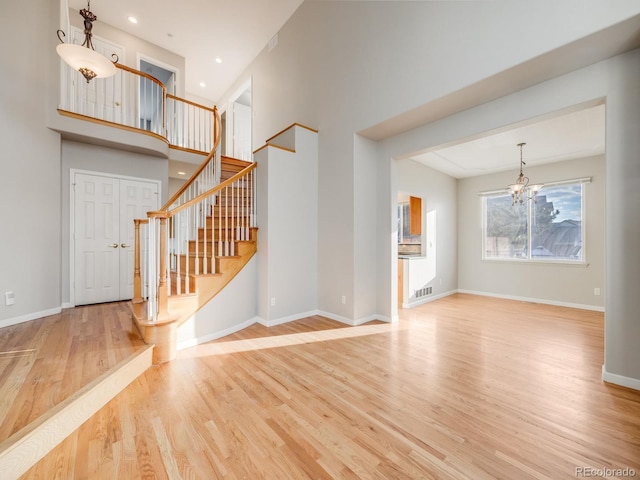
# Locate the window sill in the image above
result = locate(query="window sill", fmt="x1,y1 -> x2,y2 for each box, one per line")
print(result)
482,258 -> 589,268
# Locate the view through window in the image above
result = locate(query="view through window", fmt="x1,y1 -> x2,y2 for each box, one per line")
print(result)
483,182 -> 584,262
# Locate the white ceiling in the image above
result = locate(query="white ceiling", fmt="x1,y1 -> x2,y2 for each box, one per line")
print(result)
411,104 -> 606,179
68,0 -> 304,101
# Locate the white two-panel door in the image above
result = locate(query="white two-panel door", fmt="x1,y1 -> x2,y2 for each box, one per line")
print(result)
74,172 -> 159,305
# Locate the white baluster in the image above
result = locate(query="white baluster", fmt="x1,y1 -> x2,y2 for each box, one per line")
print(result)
148,217 -> 157,322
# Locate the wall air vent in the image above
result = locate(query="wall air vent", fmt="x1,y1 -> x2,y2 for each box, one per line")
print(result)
415,286 -> 432,298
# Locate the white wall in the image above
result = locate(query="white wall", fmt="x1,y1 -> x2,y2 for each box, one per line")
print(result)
604,49 -> 640,387
168,178 -> 187,198
0,0 -> 62,326
177,257 -> 258,348
255,126 -> 319,325
458,156 -> 605,310
353,135 -> 379,321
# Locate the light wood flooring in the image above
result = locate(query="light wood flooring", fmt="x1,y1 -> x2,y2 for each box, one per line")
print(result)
7,294 -> 640,478
0,302 -> 145,443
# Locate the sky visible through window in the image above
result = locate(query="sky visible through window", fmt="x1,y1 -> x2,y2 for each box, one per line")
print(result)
543,184 -> 582,222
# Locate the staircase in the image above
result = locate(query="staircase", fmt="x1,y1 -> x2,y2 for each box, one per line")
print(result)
131,144 -> 258,363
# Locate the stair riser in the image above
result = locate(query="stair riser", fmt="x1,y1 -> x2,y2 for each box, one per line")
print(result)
176,255 -> 216,275
169,272 -> 197,294
190,242 -> 254,256
197,228 -> 253,242
211,207 -> 253,216
220,169 -> 252,180
205,218 -> 254,229
215,198 -> 252,207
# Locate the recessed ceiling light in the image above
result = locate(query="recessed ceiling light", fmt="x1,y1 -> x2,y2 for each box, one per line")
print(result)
199,82 -> 206,87
127,16 -> 138,24
177,171 -> 186,176
215,57 -> 222,64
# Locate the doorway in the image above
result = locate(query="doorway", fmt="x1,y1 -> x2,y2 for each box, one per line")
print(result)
138,58 -> 177,133
224,79 -> 252,161
71,170 -> 160,305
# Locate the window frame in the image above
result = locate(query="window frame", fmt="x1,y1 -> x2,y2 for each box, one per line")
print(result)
480,178 -> 590,266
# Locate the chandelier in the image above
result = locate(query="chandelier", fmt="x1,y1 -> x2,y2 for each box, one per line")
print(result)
56,1 -> 118,83
507,142 -> 543,205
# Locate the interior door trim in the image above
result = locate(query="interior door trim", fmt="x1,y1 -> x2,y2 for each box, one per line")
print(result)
69,168 -> 161,307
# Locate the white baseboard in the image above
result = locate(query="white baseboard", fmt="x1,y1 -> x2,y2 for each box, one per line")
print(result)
314,310 -> 355,325
316,310 -> 387,326
0,306 -> 62,329
602,365 -> 640,391
457,289 -> 604,312
178,309 -> 394,349
257,310 -> 319,328
258,310 -> 391,328
402,289 -> 457,309
375,314 -> 395,323
176,317 -> 259,350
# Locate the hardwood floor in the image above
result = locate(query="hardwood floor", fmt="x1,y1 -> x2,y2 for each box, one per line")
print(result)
0,302 -> 146,442
14,294 -> 640,478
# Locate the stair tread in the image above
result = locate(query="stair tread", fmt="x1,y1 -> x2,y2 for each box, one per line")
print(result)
221,156 -> 252,167
169,292 -> 199,299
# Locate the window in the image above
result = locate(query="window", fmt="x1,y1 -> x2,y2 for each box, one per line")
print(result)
483,181 -> 585,262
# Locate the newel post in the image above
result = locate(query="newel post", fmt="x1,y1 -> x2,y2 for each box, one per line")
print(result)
132,219 -> 144,303
148,211 -> 171,320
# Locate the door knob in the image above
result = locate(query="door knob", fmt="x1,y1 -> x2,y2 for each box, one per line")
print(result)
109,243 -> 118,248
121,243 -> 130,248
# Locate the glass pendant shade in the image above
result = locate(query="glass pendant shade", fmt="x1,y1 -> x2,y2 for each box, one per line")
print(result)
56,43 -> 116,81
56,1 -> 117,83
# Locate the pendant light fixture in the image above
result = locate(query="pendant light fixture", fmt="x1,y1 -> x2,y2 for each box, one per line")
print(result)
56,1 -> 118,83
507,142 -> 543,205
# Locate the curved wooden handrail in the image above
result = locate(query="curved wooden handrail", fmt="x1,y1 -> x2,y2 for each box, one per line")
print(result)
160,106 -> 222,211
166,93 -> 216,112
115,63 -> 168,95
164,163 -> 257,217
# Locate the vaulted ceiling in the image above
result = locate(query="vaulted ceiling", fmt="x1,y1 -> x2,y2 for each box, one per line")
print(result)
68,0 -> 303,101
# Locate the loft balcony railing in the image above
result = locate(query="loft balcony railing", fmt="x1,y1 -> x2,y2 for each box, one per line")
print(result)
58,61 -> 216,154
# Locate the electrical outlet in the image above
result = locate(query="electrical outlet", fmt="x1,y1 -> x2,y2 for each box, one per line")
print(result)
5,291 -> 15,306
594,288 -> 601,296
270,297 -> 276,306
341,296 -> 346,305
